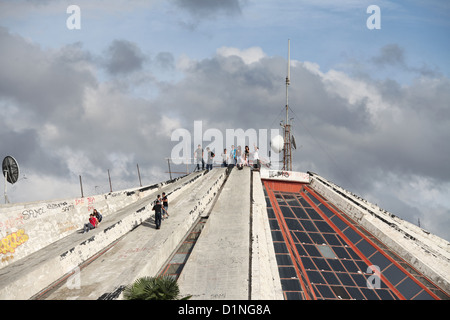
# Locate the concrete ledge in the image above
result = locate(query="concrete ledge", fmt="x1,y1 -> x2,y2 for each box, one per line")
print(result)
251,171 -> 283,300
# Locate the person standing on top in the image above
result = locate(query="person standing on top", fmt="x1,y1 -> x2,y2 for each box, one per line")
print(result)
221,148 -> 228,167
206,147 -> 214,170
194,144 -> 205,171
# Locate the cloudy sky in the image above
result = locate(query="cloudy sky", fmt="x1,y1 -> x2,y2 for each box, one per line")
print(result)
0,0 -> 449,240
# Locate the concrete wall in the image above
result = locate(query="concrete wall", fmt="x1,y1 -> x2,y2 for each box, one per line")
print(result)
309,172 -> 450,294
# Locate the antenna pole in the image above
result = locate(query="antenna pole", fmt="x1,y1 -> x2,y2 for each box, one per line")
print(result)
108,169 -> 113,193
283,39 -> 292,171
137,164 -> 142,187
79,175 -> 84,198
4,170 -> 8,204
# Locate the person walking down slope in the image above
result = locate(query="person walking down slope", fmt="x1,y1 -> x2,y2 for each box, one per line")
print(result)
162,192 -> 169,220
152,195 -> 162,229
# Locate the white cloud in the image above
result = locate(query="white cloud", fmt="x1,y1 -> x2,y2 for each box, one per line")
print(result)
216,46 -> 266,65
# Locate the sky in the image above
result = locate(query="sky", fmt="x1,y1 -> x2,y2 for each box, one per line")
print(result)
0,0 -> 449,240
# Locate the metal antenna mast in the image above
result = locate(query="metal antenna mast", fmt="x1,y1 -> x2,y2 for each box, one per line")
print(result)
282,39 -> 293,171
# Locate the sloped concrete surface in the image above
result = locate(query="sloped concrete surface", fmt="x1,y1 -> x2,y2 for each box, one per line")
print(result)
0,170 -> 223,299
36,168 -> 227,300
177,167 -> 252,300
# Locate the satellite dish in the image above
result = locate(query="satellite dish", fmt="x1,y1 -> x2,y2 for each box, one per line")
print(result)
3,156 -> 19,184
271,135 -> 284,153
291,135 -> 297,150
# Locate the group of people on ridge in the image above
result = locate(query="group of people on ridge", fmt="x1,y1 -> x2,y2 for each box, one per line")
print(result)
194,144 -> 260,171
151,192 -> 169,230
82,192 -> 169,233
82,208 -> 102,233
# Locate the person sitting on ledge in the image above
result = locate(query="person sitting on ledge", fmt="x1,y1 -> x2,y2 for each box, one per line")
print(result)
82,213 -> 98,233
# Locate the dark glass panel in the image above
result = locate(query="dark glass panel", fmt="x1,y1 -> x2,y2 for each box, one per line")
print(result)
291,207 -> 309,219
343,227 -> 363,244
355,260 -> 370,274
412,290 -> 436,300
300,220 -> 318,232
315,285 -> 336,299
327,259 -> 346,272
396,276 -> 424,300
309,232 -> 326,245
295,244 -> 307,256
346,247 -> 360,259
285,218 -> 303,231
360,288 -> 380,300
314,220 -> 335,233
294,231 -> 312,244
282,194 -> 296,200
273,242 -> 289,254
306,270 -> 326,284
279,206 -> 295,218
376,289 -> 396,300
346,287 -> 365,300
285,291 -> 303,300
306,208 -> 323,220
305,193 -> 322,206
303,244 -> 321,257
276,254 -> 293,266
342,260 -> 361,273
350,273 -> 368,287
333,247 -> 351,260
383,264 -> 407,286
278,266 -> 297,278
322,271 -> 341,285
271,230 -> 284,241
330,215 -> 348,231
323,233 -> 342,246
266,208 -> 275,219
369,251 -> 393,271
281,279 -> 302,291
312,258 -> 332,271
301,257 -> 316,270
269,219 -> 280,230
336,272 -> 356,286
330,286 -> 351,300
318,204 -> 335,218
356,240 -> 377,258
298,197 -> 311,208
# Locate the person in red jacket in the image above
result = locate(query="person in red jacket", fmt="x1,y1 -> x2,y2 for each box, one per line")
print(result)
82,213 -> 98,233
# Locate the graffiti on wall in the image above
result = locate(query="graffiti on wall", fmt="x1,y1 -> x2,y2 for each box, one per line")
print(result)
0,229 -> 29,255
75,197 -> 96,212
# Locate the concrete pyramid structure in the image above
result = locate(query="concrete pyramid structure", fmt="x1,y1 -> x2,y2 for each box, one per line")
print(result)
0,167 -> 449,300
